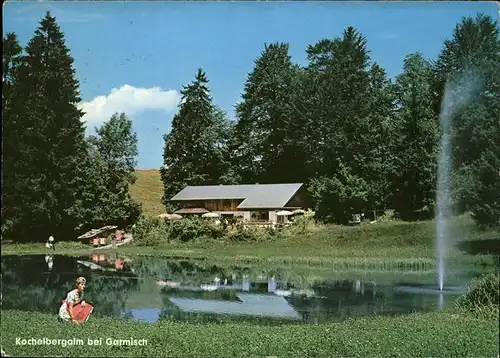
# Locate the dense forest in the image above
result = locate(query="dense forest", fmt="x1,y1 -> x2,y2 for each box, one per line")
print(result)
161,13 -> 499,226
2,11 -> 499,243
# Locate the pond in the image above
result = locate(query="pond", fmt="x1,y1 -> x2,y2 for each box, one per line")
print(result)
0,254 -> 491,325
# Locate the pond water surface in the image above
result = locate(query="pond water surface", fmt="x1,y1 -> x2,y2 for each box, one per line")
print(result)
1,254 -> 490,325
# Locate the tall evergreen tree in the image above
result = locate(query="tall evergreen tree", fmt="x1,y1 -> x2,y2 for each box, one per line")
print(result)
211,107 -> 238,185
2,12 -> 89,241
233,42 -> 299,184
435,14 -> 500,227
361,63 -> 398,211
286,67 -> 323,183
306,27 -> 372,178
2,33 -> 24,238
161,69 -> 228,205
391,53 -> 439,219
306,27 -> 392,221
2,33 -> 22,87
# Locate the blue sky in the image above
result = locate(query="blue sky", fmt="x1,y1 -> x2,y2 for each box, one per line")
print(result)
3,1 -> 499,169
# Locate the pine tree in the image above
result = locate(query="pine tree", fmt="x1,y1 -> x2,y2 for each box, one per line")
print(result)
391,53 -> 439,219
435,14 -> 500,228
3,12 -> 88,241
161,69 -> 228,205
306,27 -> 372,178
361,63 -> 398,211
233,42 -> 299,183
287,67 -> 323,183
1,33 -> 24,238
306,27 -> 389,221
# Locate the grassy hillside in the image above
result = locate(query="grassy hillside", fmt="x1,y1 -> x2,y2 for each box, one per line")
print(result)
129,169 -> 164,217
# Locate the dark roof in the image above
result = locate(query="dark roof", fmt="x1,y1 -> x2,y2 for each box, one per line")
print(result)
170,183 -> 303,209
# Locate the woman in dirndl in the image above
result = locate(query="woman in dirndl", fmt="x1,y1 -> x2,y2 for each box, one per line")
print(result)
59,277 -> 94,324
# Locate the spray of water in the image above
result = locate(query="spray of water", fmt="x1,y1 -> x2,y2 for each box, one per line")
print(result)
436,88 -> 453,291
436,72 -> 476,291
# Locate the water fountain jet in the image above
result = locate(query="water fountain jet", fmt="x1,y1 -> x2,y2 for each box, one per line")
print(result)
435,71 -> 476,292
436,85 -> 453,293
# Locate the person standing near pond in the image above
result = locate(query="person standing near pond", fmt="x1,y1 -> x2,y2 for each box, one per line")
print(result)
59,277 -> 94,324
46,235 -> 55,250
49,235 -> 55,250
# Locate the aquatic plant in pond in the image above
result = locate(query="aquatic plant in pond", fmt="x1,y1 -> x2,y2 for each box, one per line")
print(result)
455,272 -> 500,319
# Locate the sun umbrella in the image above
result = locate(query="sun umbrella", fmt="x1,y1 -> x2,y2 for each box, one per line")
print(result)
158,213 -> 182,220
275,210 -> 293,216
202,212 -> 220,218
166,214 -> 182,220
292,209 -> 305,215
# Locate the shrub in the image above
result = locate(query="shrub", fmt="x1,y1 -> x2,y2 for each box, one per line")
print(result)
224,229 -> 258,242
140,225 -> 169,246
455,273 -> 499,318
284,215 -> 317,235
169,217 -> 225,242
377,209 -> 398,222
132,216 -> 234,245
223,222 -> 274,242
132,215 -> 168,246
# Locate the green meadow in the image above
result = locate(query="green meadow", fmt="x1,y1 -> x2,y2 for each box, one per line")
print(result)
1,309 -> 498,357
3,213 -> 498,270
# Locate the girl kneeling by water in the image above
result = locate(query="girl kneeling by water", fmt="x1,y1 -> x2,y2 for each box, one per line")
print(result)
59,277 -> 94,324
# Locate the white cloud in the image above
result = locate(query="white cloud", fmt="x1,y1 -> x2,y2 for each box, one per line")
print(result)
79,84 -> 181,126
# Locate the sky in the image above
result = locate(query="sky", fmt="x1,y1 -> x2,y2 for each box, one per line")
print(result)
3,1 -> 499,169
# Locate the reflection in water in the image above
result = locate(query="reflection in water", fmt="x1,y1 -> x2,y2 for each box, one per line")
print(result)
126,307 -> 160,322
170,293 -> 301,320
1,254 -> 138,319
1,255 -> 479,325
45,255 -> 53,270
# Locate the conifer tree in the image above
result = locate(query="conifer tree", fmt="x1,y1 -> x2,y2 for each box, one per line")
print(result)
3,12 -> 88,241
161,69 -> 229,205
1,33 -> 24,238
435,14 -> 500,228
233,42 -> 299,183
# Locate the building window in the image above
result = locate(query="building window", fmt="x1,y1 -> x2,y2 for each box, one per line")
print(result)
251,211 -> 269,221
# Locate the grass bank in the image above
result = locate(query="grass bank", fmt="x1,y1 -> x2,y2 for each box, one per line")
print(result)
2,215 -> 497,270
1,310 -> 497,357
